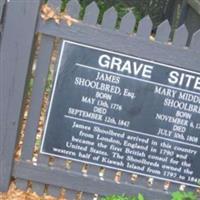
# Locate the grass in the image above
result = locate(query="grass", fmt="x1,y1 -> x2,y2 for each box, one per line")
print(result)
171,191 -> 198,200
101,193 -> 145,200
101,192 -> 199,200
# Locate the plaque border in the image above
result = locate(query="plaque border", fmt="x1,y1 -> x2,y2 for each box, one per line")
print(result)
40,40 -> 200,188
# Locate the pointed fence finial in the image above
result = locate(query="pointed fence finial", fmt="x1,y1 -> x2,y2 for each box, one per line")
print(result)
83,2 -> 99,25
190,29 -> 200,51
137,16 -> 153,40
173,24 -> 188,47
67,0 -> 80,19
102,7 -> 117,30
119,11 -> 136,35
155,20 -> 171,43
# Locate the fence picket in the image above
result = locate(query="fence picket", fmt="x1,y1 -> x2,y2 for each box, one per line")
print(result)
83,2 -> 99,25
47,185 -> 61,197
82,192 -> 95,200
21,35 -> 54,161
32,154 -> 49,195
67,0 -> 80,19
102,7 -> 117,30
71,161 -> 84,173
15,179 -> 28,191
119,11 -> 136,34
1,0 -> 200,198
47,158 -> 66,197
136,176 -> 148,189
190,30 -> 200,51
54,158 -> 67,168
137,16 -> 153,40
32,182 -> 45,196
48,0 -> 61,10
155,20 -> 171,42
173,24 -> 188,47
151,179 -> 165,192
0,0 -> 41,192
168,182 -> 179,193
66,189 -> 77,200
37,154 -> 49,166
104,169 -> 116,181
120,172 -> 131,184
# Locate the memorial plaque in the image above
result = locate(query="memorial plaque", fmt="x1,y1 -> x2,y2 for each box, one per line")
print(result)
41,40 -> 200,187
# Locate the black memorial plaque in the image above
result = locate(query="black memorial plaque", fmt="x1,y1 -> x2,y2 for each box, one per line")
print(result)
41,41 -> 200,187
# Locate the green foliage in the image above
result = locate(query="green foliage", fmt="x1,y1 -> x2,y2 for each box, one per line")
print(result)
46,0 -> 143,27
60,0 -> 67,12
101,192 -> 198,200
138,193 -> 145,200
46,0 -> 171,28
171,191 -> 197,200
27,76 -> 34,95
101,193 -> 145,200
45,71 -> 53,93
